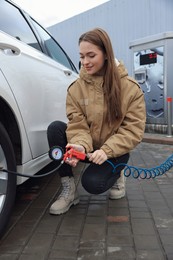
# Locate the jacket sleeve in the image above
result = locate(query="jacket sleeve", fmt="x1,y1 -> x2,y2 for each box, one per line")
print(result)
66,85 -> 93,152
101,81 -> 146,158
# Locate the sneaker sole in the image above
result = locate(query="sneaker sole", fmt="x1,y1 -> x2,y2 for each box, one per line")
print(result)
109,192 -> 126,200
49,198 -> 80,215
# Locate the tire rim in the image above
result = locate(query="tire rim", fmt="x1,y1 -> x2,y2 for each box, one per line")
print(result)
0,145 -> 8,213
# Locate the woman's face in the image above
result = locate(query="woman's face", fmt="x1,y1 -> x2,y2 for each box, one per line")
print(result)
79,41 -> 106,76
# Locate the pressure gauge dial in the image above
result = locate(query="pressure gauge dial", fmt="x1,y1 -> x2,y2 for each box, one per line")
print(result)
49,146 -> 64,161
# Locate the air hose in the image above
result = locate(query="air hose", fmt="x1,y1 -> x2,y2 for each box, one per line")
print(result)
0,161 -> 64,178
107,153 -> 173,179
0,146 -> 173,179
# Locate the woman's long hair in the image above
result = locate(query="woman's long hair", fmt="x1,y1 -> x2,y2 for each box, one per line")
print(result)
79,28 -> 122,125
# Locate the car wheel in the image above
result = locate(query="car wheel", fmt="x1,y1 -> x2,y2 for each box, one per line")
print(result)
0,122 -> 16,238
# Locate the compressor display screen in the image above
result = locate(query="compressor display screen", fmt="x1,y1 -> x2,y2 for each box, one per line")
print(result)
140,53 -> 157,65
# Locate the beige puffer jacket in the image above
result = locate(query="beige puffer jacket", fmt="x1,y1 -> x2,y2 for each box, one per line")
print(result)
66,62 -> 146,158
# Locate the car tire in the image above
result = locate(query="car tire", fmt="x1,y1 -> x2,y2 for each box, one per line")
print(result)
0,122 -> 16,238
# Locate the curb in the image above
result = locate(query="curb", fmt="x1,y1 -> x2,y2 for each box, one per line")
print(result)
142,133 -> 173,145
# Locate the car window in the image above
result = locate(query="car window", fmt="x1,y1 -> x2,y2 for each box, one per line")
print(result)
31,19 -> 77,71
0,0 -> 42,51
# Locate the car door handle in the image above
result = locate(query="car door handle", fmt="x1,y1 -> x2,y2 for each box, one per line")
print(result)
0,42 -> 21,56
64,70 -> 72,76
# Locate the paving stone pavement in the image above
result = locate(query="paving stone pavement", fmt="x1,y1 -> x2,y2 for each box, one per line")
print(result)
0,138 -> 173,260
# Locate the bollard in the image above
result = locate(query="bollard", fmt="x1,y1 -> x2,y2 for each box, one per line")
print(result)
167,97 -> 172,137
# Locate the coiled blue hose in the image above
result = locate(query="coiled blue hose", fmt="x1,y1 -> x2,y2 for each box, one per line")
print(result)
107,153 -> 173,179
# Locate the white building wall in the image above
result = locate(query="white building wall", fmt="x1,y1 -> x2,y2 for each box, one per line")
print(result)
48,0 -> 173,75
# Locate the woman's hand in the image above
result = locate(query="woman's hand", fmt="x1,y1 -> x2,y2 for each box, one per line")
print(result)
65,144 -> 85,167
88,149 -> 107,165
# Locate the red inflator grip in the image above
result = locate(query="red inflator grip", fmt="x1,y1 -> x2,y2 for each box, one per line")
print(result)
63,148 -> 86,161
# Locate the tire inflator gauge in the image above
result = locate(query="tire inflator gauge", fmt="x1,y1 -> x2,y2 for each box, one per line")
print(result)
49,146 -> 87,162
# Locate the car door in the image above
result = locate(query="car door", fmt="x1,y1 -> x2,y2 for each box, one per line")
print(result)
0,32 -> 77,159
0,0 -> 78,160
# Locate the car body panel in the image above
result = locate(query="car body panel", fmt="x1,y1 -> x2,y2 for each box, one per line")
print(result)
0,31 -> 77,160
0,62 -> 32,163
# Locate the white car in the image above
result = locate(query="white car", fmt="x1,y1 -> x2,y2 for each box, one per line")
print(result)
0,0 -> 78,237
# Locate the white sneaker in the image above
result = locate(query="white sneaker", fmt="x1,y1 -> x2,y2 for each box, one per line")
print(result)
49,176 -> 79,215
109,170 -> 126,199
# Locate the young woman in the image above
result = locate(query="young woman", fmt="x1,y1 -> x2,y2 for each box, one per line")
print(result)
47,28 -> 146,215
